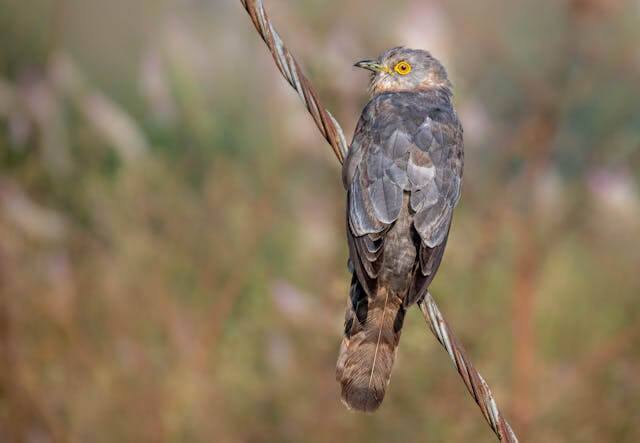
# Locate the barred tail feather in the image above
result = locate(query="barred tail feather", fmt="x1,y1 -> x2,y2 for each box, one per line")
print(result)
336,281 -> 406,412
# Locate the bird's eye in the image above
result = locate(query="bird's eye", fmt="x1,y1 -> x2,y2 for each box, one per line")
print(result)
394,61 -> 412,75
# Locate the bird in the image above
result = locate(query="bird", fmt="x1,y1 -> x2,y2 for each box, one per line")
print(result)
336,47 -> 464,412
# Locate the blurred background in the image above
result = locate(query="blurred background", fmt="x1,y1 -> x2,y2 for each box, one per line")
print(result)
1,0 -> 639,441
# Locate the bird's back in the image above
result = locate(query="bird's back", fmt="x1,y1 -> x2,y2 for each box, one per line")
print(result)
337,89 -> 463,411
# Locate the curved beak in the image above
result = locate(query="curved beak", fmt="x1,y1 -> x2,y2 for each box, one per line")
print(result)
354,60 -> 391,74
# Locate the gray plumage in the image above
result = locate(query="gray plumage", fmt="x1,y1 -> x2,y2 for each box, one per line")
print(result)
336,48 -> 464,412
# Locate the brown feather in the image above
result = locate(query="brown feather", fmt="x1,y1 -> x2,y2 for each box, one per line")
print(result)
336,285 -> 405,412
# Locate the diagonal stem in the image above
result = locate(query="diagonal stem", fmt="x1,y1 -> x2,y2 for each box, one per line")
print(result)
239,1 -> 518,441
240,0 -> 347,164
418,292 -> 518,442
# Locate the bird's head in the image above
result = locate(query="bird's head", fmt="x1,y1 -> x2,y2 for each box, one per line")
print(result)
355,47 -> 452,97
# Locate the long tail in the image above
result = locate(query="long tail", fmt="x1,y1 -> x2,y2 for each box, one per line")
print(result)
336,276 -> 406,412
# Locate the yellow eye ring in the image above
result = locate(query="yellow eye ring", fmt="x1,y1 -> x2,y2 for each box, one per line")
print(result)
394,61 -> 412,75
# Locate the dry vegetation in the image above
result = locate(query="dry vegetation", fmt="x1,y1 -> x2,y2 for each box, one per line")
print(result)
1,0 -> 639,441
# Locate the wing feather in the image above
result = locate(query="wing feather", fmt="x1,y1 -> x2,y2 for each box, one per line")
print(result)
343,92 -> 463,303
368,176 -> 402,224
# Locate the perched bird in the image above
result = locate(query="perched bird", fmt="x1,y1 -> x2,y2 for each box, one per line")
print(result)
336,47 -> 464,412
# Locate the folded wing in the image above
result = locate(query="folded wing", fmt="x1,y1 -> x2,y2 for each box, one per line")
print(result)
344,94 -> 463,304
